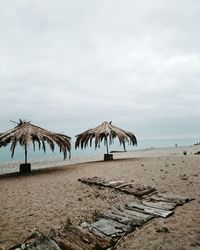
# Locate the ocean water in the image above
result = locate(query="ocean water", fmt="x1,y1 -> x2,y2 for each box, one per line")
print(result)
0,137 -> 199,173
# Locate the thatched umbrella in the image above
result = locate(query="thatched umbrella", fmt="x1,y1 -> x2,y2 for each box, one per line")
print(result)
0,120 -> 71,172
75,121 -> 137,160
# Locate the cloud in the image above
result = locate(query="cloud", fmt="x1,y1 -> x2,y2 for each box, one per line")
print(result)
0,0 -> 200,139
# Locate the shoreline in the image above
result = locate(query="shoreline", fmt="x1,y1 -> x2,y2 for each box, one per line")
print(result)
0,144 -> 198,175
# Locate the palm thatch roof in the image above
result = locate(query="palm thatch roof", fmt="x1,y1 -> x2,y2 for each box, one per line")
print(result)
75,121 -> 137,153
0,120 -> 71,160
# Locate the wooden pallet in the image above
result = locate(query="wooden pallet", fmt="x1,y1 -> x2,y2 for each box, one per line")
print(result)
79,177 -> 156,197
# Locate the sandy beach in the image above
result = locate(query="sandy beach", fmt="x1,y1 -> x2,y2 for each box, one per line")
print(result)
1,146 -> 200,250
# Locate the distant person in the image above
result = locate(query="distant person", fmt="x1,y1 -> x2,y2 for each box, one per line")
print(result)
175,143 -> 177,148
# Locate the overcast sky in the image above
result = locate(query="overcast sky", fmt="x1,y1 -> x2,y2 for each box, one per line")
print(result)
0,0 -> 200,140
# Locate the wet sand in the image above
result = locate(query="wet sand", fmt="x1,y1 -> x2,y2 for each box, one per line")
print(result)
0,146 -> 200,249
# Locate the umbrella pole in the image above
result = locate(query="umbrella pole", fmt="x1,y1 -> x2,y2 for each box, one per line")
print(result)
105,137 -> 109,154
104,137 -> 113,161
25,144 -> 27,164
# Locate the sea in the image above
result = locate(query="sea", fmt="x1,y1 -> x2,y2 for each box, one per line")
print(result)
0,137 -> 199,174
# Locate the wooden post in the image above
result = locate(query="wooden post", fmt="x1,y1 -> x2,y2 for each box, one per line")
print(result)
25,144 -> 27,164
105,137 -> 109,154
104,137 -> 113,161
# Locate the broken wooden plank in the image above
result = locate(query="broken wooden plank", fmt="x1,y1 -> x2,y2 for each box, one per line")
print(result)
54,226 -> 110,250
152,193 -> 194,205
81,222 -> 111,239
106,180 -> 125,187
9,189 -> 194,250
119,207 -> 155,221
90,219 -> 124,236
141,200 -> 177,210
115,182 -> 134,189
120,185 -> 156,196
101,209 -> 147,227
90,218 -> 133,236
10,235 -> 62,250
133,188 -> 157,197
79,177 -> 156,197
79,177 -> 100,183
79,177 -> 114,187
126,202 -> 174,218
79,177 -> 122,186
112,208 -> 154,223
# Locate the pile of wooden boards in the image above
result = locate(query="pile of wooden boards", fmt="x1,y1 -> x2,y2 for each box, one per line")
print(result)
78,176 -> 156,197
10,177 -> 193,250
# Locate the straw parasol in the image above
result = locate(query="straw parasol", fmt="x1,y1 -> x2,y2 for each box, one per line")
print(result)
0,119 -> 71,172
75,121 -> 137,160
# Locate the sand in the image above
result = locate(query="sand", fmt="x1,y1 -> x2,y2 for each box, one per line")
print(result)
0,146 -> 200,250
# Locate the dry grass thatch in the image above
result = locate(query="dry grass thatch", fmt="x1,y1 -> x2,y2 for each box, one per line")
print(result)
0,120 -> 71,161
75,121 -> 137,153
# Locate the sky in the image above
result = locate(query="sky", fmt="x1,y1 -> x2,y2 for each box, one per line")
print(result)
0,0 -> 200,140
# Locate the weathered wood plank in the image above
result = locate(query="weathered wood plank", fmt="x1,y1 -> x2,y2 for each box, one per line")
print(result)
95,179 -> 110,185
10,236 -> 62,250
90,218 -> 133,236
9,189 -> 193,250
79,177 -> 115,187
107,180 -> 125,187
102,210 -> 147,227
152,194 -> 194,205
81,222 -> 111,239
126,202 -> 174,218
112,208 -> 154,222
141,200 -> 177,210
53,237 -> 85,250
79,177 -> 156,197
90,219 -> 124,236
55,226 -> 110,250
120,185 -> 156,196
115,182 -> 133,189
133,188 -> 157,197
120,208 -> 155,221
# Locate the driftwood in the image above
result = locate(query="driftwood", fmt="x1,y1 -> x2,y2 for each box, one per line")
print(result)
79,177 -> 156,197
